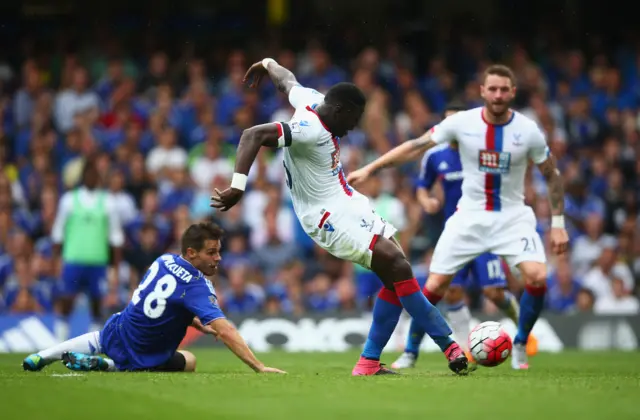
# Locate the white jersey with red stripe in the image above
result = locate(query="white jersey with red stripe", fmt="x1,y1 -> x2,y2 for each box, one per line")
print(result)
272,85 -> 396,268
428,107 -> 549,274
430,107 -> 549,212
275,85 -> 356,210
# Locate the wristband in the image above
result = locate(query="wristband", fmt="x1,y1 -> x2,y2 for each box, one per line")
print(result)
231,173 -> 248,191
551,215 -> 565,229
261,58 -> 277,69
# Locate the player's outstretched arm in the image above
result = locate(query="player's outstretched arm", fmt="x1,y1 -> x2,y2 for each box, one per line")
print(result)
416,185 -> 443,214
347,131 -> 438,186
244,58 -> 299,96
208,318 -> 286,374
537,156 -> 569,255
210,124 -> 280,211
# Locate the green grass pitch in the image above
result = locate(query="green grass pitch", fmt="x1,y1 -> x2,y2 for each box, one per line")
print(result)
1,350 -> 639,420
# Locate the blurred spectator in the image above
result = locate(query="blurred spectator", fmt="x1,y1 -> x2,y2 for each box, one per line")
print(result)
54,67 -> 100,133
594,278 -> 640,314
582,242 -> 635,303
570,213 -> 612,277
546,257 -> 582,313
223,265 -> 264,314
146,127 -> 187,178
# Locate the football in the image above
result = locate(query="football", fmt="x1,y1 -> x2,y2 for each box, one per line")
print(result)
468,321 -> 513,367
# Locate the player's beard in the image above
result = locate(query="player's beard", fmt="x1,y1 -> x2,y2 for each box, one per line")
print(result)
485,100 -> 510,119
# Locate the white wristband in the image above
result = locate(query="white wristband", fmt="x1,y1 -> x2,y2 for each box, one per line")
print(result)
551,215 -> 565,229
231,173 -> 248,191
262,58 -> 277,69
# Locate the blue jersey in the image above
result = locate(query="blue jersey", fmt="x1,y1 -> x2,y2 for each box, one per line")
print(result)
418,144 -> 507,290
418,144 -> 463,219
101,253 -> 224,370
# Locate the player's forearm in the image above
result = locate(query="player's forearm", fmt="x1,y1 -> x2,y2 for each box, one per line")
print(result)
540,158 -> 565,216
263,60 -> 299,96
218,327 -> 265,372
541,164 -> 565,216
367,134 -> 436,173
111,247 -> 122,268
234,128 -> 274,176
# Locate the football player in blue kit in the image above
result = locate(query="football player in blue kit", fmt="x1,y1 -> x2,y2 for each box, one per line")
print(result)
23,222 -> 285,374
391,104 -> 532,370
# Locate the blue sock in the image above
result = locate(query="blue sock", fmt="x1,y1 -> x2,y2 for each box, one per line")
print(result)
396,279 -> 454,352
404,319 -> 425,356
361,288 -> 403,360
514,285 -> 547,345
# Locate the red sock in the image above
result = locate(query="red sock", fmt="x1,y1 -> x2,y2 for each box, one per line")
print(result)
525,284 -> 547,297
395,278 -> 421,297
422,287 -> 443,305
377,287 -> 401,306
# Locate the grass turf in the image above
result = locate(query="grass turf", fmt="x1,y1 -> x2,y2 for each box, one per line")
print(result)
1,350 -> 639,420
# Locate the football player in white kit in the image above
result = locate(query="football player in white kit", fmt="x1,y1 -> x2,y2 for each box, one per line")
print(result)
211,58 -> 469,376
348,64 -> 569,370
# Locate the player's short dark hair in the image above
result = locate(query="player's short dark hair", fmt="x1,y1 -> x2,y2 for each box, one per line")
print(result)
81,155 -> 99,178
181,222 -> 224,254
483,64 -> 516,86
325,82 -> 366,109
444,102 -> 466,114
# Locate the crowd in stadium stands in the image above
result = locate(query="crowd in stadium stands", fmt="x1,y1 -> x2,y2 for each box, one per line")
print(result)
0,27 -> 639,318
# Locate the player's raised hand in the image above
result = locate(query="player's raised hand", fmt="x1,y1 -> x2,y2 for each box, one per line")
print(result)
243,61 -> 269,88
549,227 -> 569,255
259,366 -> 287,374
210,187 -> 244,212
346,167 -> 371,187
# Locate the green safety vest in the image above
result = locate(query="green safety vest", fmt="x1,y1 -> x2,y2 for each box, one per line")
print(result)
62,189 -> 110,265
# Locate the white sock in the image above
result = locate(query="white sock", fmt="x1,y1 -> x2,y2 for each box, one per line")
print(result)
447,302 -> 472,352
39,331 -> 102,364
104,359 -> 117,372
55,319 -> 70,342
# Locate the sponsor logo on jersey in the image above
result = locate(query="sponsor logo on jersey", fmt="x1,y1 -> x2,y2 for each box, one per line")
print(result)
323,221 -> 335,232
290,120 -> 301,133
443,171 -> 463,181
512,133 -> 523,146
360,218 -> 375,232
299,120 -> 310,127
438,161 -> 449,171
478,150 -> 511,174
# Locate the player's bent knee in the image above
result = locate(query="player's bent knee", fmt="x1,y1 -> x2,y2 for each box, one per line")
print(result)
371,237 -> 413,282
426,273 -> 453,296
482,287 -> 505,302
518,261 -> 547,288
444,286 -> 464,304
178,350 -> 197,372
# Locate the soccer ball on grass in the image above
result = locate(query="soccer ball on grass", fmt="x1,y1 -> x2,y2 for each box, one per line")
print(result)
468,321 -> 512,367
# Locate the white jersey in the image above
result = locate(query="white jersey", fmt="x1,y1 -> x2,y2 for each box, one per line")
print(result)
274,85 -> 363,217
430,107 -> 549,212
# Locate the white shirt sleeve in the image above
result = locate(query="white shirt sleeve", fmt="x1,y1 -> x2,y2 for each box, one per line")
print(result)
105,195 -> 125,247
288,85 -> 324,110
528,125 -> 551,164
51,192 -> 73,244
430,114 -> 460,145
273,116 -> 323,148
146,148 -> 162,174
